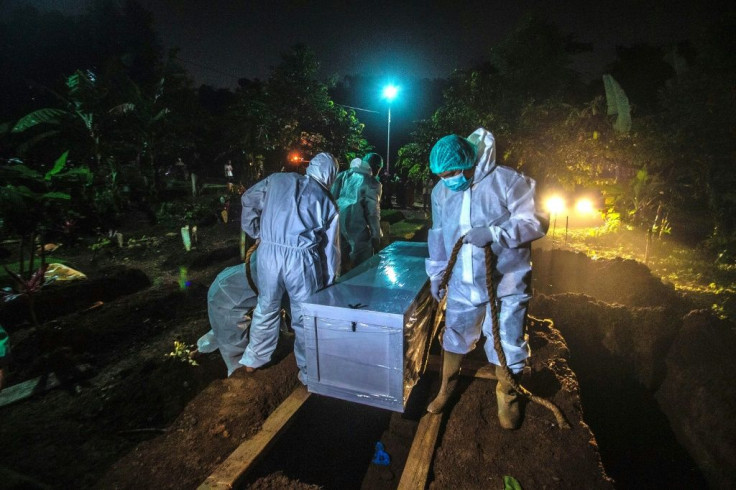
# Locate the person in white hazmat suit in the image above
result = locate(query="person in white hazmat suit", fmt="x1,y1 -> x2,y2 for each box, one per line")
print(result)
425,128 -> 548,429
331,157 -> 363,198
196,258 -> 260,376
240,152 -> 340,383
331,152 -> 383,271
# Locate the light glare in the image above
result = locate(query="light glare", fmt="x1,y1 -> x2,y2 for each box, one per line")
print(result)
545,196 -> 566,215
575,198 -> 595,215
382,85 -> 398,101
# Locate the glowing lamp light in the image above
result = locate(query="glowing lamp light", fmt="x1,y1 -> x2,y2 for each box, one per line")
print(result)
545,196 -> 567,215
382,85 -> 399,101
575,198 -> 595,215
289,152 -> 302,163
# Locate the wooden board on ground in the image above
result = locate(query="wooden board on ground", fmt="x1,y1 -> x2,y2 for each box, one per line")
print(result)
198,384 -> 311,490
0,373 -> 60,408
397,412 -> 442,490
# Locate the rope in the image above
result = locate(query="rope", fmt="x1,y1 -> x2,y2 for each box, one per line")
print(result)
438,236 -> 570,429
245,241 -> 259,295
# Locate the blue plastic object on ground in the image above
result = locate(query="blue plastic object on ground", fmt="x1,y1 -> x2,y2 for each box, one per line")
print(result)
371,441 -> 391,466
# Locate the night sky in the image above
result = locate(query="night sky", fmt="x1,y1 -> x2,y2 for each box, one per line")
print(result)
16,0 -> 729,89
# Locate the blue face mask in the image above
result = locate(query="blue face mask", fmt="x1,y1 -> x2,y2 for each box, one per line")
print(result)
441,172 -> 473,192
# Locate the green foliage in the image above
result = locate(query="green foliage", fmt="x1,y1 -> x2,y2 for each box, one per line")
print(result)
88,237 -> 111,252
224,45 -> 369,174
602,74 -> 631,133
10,69 -> 109,169
1,264 -> 49,326
0,153 -> 91,279
166,340 -> 198,366
11,109 -> 67,133
503,475 -> 523,490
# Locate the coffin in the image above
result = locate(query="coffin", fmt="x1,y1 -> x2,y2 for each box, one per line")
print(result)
302,241 -> 436,412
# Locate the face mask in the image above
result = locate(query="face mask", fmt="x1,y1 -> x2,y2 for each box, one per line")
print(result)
441,172 -> 473,192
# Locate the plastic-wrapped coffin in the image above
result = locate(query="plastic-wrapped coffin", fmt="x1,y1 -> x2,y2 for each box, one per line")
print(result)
302,241 -> 436,412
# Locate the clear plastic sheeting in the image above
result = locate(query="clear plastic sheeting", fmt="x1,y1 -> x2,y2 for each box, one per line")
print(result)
197,263 -> 257,376
302,242 -> 435,412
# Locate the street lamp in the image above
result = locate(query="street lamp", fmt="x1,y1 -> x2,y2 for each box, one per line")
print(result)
382,85 -> 399,174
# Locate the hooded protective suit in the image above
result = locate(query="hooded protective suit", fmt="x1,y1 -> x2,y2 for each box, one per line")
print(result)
197,261 -> 258,376
331,157 -> 362,198
426,128 -> 548,373
240,152 -> 340,380
332,159 -> 382,268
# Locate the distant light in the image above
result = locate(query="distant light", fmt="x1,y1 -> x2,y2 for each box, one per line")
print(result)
575,198 -> 595,215
382,85 -> 399,101
289,151 -> 302,163
545,196 -> 566,215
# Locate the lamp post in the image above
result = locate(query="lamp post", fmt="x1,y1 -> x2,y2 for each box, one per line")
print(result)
545,195 -> 566,241
382,85 -> 398,174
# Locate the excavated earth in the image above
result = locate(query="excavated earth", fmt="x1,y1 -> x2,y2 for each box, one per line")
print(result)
0,214 -> 734,489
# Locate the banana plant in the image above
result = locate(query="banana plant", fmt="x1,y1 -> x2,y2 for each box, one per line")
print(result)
0,151 -> 90,281
11,70 -> 110,170
108,74 -> 171,194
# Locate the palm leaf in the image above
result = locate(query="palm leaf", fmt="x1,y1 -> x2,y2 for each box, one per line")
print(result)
11,108 -> 68,133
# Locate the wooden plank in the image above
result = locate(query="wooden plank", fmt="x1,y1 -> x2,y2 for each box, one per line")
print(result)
198,384 -> 311,490
0,373 -> 60,408
426,354 -> 497,380
397,412 -> 442,490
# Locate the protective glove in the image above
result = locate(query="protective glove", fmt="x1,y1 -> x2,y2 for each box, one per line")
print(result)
430,279 -> 445,302
463,226 -> 493,247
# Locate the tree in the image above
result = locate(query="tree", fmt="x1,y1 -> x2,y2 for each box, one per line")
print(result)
393,14 -> 588,182
224,45 -> 369,175
651,14 -> 736,252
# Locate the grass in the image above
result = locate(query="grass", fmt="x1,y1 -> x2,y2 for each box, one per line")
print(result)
390,216 -> 429,240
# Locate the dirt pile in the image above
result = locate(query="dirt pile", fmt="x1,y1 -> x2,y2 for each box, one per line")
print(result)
531,249 -> 736,489
533,249 -> 687,312
425,316 -> 613,489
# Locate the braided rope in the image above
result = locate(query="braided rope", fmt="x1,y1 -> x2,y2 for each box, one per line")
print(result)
245,241 -> 259,295
438,236 -> 570,429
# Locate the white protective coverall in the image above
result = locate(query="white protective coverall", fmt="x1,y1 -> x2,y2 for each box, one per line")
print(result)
425,128 -> 548,373
240,152 -> 340,380
331,157 -> 362,197
332,160 -> 382,267
196,260 -> 258,376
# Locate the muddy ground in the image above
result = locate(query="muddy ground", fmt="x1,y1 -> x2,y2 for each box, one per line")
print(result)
0,206 -> 733,489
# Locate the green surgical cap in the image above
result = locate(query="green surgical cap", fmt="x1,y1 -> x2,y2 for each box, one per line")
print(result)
429,134 -> 477,174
